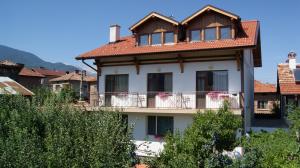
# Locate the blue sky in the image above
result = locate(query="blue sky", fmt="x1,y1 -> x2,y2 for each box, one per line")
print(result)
1,0 -> 299,83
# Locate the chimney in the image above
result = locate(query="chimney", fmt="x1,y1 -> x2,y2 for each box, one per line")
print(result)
109,25 -> 120,43
287,51 -> 297,70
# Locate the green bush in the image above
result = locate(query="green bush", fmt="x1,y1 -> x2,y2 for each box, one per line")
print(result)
0,94 -> 135,167
147,102 -> 241,168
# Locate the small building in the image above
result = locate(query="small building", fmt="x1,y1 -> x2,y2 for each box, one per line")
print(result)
0,76 -> 34,96
278,52 -> 300,116
49,71 -> 96,101
0,60 -> 24,81
33,67 -> 66,87
18,67 -> 45,90
254,80 -> 278,116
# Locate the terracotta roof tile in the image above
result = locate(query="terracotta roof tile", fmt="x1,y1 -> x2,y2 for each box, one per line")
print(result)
277,64 -> 300,94
254,80 -> 276,93
49,72 -> 96,82
33,68 -> 66,77
76,21 -> 259,60
19,67 -> 45,77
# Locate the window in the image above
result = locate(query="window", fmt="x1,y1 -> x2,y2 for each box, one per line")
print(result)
205,27 -> 216,41
105,74 -> 129,106
164,32 -> 174,44
257,101 -> 268,109
151,33 -> 162,45
147,116 -> 174,136
196,71 -> 228,91
191,30 -> 201,41
139,34 -> 149,46
220,26 -> 231,39
148,73 -> 172,92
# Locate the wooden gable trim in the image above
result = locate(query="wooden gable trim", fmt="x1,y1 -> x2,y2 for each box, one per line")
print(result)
182,5 -> 240,25
130,12 -> 179,31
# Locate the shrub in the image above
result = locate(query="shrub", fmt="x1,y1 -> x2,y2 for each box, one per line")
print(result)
0,94 -> 135,167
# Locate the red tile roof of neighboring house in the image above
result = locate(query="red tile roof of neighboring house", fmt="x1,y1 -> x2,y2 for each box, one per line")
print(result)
19,67 -> 45,78
278,64 -> 300,94
254,80 -> 276,93
49,72 -> 96,82
33,68 -> 66,77
0,77 -> 34,96
76,21 -> 259,61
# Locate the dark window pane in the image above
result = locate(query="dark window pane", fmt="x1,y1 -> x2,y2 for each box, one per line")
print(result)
212,71 -> 228,91
205,28 -> 216,41
147,116 -> 156,135
105,74 -> 129,92
157,116 -> 173,136
139,35 -> 148,46
220,27 -> 231,39
164,32 -> 174,43
151,33 -> 161,45
196,71 -> 228,92
147,73 -> 172,92
191,30 -> 200,41
258,101 -> 268,109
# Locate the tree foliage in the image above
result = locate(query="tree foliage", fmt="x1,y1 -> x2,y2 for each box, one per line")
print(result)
0,94 -> 135,167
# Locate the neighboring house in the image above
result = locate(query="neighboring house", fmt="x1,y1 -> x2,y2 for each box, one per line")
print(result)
49,71 -> 96,101
278,51 -> 300,117
0,76 -> 34,96
254,80 -> 278,115
0,60 -> 24,81
18,67 -> 45,90
33,67 -> 66,87
76,5 -> 262,148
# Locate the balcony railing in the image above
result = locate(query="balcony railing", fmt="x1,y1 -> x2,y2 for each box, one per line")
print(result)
90,91 -> 241,109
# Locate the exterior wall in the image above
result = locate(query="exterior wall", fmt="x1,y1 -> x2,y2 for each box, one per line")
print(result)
89,82 -> 98,106
127,113 -> 194,141
18,76 -> 43,90
0,66 -> 23,81
52,81 -> 89,100
243,49 -> 254,131
98,60 -> 241,108
254,93 -> 278,114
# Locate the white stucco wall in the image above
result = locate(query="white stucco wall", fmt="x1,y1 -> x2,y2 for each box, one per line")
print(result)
127,113 -> 194,141
243,49 -> 254,131
98,60 -> 241,95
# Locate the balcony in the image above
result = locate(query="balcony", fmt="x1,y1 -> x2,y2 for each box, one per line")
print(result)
90,91 -> 242,114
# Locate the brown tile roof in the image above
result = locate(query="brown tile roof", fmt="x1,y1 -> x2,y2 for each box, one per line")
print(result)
0,77 -> 34,96
19,67 -> 45,77
33,68 -> 66,77
278,64 -> 300,94
254,80 -> 276,93
76,21 -> 259,60
49,72 -> 96,82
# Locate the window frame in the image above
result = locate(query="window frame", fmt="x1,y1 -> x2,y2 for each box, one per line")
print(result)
147,116 -> 174,136
257,100 -> 268,109
204,27 -> 217,41
163,31 -> 175,44
139,34 -> 149,46
190,29 -> 201,42
220,26 -> 232,40
151,32 -> 162,45
196,70 -> 229,92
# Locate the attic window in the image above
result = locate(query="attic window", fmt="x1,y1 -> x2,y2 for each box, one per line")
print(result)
191,30 -> 201,41
204,27 -> 216,41
164,32 -> 174,44
294,69 -> 300,82
139,34 -> 149,46
151,33 -> 162,45
220,26 -> 231,39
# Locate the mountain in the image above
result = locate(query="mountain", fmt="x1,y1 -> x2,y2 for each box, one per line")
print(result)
0,45 -> 80,71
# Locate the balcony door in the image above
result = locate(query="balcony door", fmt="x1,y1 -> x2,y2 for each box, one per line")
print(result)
147,73 -> 172,108
196,71 -> 228,108
105,74 -> 128,106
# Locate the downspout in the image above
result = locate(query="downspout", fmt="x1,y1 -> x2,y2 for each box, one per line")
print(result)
81,59 -> 99,106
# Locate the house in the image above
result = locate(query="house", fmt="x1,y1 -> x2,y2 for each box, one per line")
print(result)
76,5 -> 261,147
33,67 -> 66,87
0,60 -> 24,81
0,76 -> 34,96
49,70 -> 96,101
254,80 -> 278,116
18,67 -> 45,90
278,51 -> 300,117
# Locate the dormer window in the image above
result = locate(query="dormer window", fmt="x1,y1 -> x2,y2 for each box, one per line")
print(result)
151,33 -> 162,45
204,27 -> 216,41
164,32 -> 174,44
139,34 -> 149,46
190,30 -> 201,42
220,26 -> 231,39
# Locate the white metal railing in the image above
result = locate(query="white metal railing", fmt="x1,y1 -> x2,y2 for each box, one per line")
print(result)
90,91 -> 241,109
